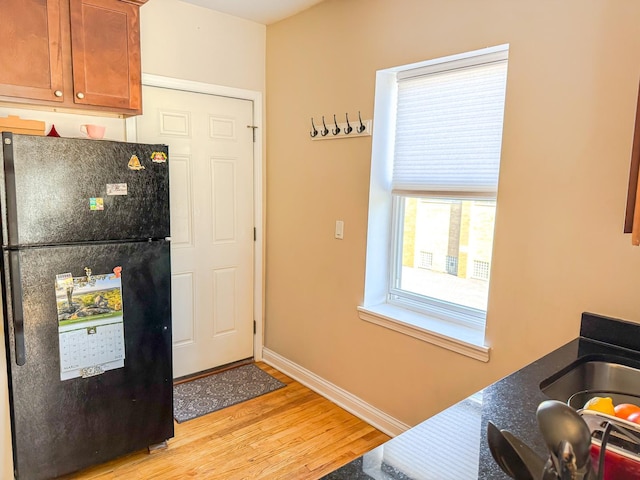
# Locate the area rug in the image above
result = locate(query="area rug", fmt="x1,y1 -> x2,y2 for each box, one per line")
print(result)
173,364 -> 286,423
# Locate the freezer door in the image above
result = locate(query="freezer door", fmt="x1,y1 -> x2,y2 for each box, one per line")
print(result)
0,133 -> 169,246
1,241 -> 173,480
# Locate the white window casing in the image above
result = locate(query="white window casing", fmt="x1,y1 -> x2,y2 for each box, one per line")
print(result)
360,45 -> 509,362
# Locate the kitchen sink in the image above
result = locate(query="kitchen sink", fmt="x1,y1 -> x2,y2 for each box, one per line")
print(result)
540,355 -> 640,407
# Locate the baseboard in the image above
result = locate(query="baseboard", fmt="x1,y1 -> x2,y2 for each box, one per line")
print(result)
261,348 -> 410,437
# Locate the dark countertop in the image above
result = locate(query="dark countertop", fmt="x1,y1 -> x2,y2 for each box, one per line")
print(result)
322,313 -> 640,479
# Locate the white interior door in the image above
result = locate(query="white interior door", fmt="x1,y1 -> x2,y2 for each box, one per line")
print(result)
136,85 -> 255,378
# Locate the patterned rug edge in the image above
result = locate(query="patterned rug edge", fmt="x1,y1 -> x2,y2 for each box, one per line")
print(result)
173,363 -> 286,423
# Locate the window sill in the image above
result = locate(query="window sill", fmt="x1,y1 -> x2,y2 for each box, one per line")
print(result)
357,304 -> 490,362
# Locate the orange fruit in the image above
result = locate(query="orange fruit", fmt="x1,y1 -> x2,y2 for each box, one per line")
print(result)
583,396 -> 615,415
614,403 -> 640,420
627,412 -> 640,424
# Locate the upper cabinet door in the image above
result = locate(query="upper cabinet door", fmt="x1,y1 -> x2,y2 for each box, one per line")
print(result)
0,0 -> 64,102
69,0 -> 142,114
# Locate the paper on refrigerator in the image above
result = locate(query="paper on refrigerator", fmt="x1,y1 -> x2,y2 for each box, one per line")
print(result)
55,268 -> 125,381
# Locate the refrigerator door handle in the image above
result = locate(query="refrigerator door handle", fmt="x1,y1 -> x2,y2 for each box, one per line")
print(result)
8,250 -> 26,366
2,132 -> 19,247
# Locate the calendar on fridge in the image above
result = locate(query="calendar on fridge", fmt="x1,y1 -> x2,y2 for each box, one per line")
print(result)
55,267 -> 125,381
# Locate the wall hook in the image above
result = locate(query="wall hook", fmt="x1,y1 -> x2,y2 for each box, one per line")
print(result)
321,116 -> 329,136
332,114 -> 341,135
344,113 -> 353,135
357,111 -> 366,133
309,112 -> 370,140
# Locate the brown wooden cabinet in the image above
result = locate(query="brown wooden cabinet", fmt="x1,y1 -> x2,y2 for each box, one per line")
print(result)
0,0 -> 65,103
625,82 -> 640,245
0,0 -> 147,116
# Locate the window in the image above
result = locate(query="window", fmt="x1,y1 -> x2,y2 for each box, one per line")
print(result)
359,45 -> 509,361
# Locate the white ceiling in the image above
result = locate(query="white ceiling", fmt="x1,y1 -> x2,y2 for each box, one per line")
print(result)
179,0 -> 325,25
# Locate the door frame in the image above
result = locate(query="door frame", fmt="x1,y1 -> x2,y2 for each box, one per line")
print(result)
125,73 -> 264,363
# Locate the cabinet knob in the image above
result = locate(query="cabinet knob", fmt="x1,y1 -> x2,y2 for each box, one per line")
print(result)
76,92 -> 85,99
54,90 -> 63,98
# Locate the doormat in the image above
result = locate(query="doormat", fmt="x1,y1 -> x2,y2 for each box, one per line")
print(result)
173,364 -> 286,423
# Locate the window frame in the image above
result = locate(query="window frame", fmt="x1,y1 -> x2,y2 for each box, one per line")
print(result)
358,44 -> 509,362
388,194 -> 495,330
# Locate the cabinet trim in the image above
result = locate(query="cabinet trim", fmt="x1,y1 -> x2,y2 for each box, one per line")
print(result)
626,82 -> 640,244
633,169 -> 640,245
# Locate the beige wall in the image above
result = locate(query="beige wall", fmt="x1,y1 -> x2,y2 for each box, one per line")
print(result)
141,0 -> 266,92
0,2 -> 265,477
265,0 -> 640,426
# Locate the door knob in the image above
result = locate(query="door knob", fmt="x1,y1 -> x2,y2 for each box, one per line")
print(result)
76,92 -> 85,99
54,90 -> 63,97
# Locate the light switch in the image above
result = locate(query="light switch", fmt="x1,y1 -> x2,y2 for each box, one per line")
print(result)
335,220 -> 344,239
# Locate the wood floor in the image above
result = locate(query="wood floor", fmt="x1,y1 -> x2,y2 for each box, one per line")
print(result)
62,363 -> 391,480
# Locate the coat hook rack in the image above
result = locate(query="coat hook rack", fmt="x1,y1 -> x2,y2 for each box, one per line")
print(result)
321,116 -> 329,137
357,111 -> 366,133
344,113 -> 353,135
309,111 -> 372,141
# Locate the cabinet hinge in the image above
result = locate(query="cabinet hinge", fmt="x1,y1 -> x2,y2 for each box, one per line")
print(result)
254,227 -> 257,241
253,320 -> 256,334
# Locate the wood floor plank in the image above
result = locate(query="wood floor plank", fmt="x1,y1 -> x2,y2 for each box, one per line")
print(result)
61,362 -> 390,480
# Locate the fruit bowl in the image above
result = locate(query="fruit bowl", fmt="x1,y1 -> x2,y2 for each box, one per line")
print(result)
580,409 -> 640,480
568,390 -> 640,411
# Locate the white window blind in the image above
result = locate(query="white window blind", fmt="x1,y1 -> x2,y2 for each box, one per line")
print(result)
391,54 -> 508,197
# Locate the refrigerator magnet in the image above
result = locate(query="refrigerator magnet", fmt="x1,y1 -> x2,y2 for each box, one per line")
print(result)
127,154 -> 145,170
89,197 -> 104,211
106,183 -> 128,196
151,151 -> 167,163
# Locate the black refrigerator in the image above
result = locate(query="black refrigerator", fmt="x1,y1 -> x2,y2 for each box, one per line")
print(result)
0,133 -> 174,480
